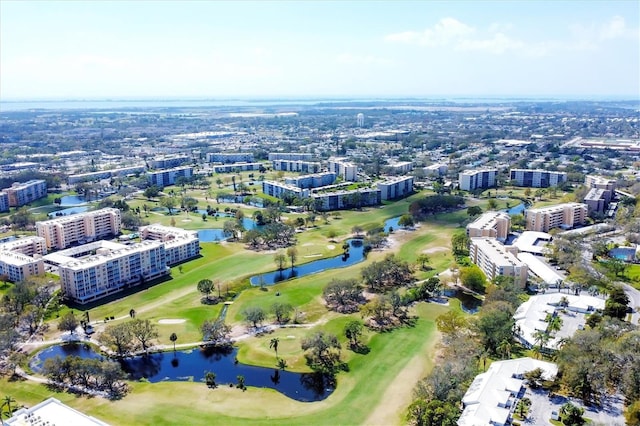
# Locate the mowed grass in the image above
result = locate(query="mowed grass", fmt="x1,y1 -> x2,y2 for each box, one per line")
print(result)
3,301 -> 448,426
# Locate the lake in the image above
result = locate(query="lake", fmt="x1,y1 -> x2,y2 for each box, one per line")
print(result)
505,203 -> 525,215
48,206 -> 90,217
59,195 -> 88,206
250,239 -> 365,286
29,343 -> 334,402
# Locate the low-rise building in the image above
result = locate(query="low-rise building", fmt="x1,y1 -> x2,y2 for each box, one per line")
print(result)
0,251 -> 45,282
525,203 -> 588,232
469,237 -> 528,287
147,166 -> 193,188
212,162 -> 262,173
467,211 -> 511,241
68,166 -> 146,184
509,169 -> 567,188
6,397 -> 110,426
585,175 -> 617,191
387,161 -> 413,174
149,154 -> 191,170
459,169 -> 497,191
377,176 -> 414,200
0,236 -> 47,256
207,152 -> 254,163
423,163 -> 448,177
311,188 -> 381,211
4,179 -> 47,207
36,208 -> 122,250
458,358 -> 558,426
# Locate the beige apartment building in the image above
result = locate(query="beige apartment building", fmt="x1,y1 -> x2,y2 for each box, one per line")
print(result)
36,208 -> 122,250
0,236 -> 47,282
467,211 -> 511,241
525,203 -> 588,232
469,237 -> 528,287
139,224 -> 200,265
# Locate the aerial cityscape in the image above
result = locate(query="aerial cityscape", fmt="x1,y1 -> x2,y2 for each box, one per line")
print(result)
0,1 -> 639,426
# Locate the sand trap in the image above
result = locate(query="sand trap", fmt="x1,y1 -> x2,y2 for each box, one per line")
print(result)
327,244 -> 335,250
304,254 -> 322,258
158,319 -> 186,324
181,219 -> 192,222
286,335 -> 296,339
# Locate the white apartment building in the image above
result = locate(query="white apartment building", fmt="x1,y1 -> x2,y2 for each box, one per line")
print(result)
423,163 -> 448,177
525,203 -> 588,232
387,161 -> 413,174
459,169 -> 497,191
377,176 -> 414,200
285,172 -> 336,189
59,240 -> 169,304
139,224 -> 200,265
207,152 -> 254,163
0,236 -> 47,256
262,181 -> 310,199
36,208 -> 122,250
212,162 -> 262,173
272,160 -> 321,173
585,175 -> 617,191
5,180 -> 48,207
509,169 -> 567,188
0,191 -> 10,212
68,166 -> 146,185
469,237 -> 528,287
311,188 -> 381,211
328,158 -> 358,182
268,153 -> 314,161
0,251 -> 45,282
467,211 -> 511,241
147,166 -> 193,188
149,154 -> 190,170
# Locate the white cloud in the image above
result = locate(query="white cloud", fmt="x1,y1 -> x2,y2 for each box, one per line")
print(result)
385,17 -> 474,47
456,33 -> 524,54
599,15 -> 640,41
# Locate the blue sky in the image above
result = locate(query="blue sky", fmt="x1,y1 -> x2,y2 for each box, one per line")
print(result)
1,1 -> 639,99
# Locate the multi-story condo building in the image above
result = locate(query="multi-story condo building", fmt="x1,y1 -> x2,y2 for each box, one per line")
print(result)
147,166 -> 193,188
525,203 -> 588,232
0,192 -> 9,213
36,208 -> 122,250
423,163 -> 448,177
509,169 -> 567,188
467,212 -> 511,241
268,153 -> 314,161
0,251 -> 45,283
67,166 -> 146,185
387,161 -> 413,174
311,188 -> 381,211
149,154 -> 191,170
212,163 -> 262,173
585,175 -> 617,192
0,236 -> 47,257
584,188 -> 610,214
285,172 -> 336,189
272,160 -> 321,173
377,176 -> 414,200
4,180 -> 47,207
58,240 -> 169,304
139,224 -> 200,266
469,237 -> 528,287
207,153 -> 254,163
328,158 -> 358,182
262,181 -> 310,199
459,169 -> 497,191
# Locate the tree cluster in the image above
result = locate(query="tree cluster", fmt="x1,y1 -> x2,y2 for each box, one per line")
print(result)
408,195 -> 465,220
98,319 -> 159,356
243,222 -> 296,250
361,254 -> 414,292
322,279 -> 365,313
42,354 -> 127,398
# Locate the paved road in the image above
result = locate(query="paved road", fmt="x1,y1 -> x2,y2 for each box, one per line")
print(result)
622,283 -> 640,325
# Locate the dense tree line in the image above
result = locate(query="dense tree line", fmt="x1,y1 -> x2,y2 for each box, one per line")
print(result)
409,195 -> 465,220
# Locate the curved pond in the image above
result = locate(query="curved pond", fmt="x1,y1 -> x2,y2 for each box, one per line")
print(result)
444,289 -> 483,313
384,216 -> 400,233
505,203 -> 525,215
59,195 -> 87,206
30,343 -> 334,402
198,218 -> 260,242
48,206 -> 90,217
250,239 -> 365,286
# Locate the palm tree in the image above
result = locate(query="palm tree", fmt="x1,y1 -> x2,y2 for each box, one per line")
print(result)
497,339 -> 512,359
517,397 -> 532,417
170,333 -> 178,352
2,395 -> 16,417
269,338 -> 280,358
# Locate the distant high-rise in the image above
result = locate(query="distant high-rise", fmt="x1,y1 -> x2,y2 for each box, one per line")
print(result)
356,113 -> 364,127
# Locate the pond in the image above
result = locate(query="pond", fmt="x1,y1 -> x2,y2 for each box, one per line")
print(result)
444,289 -> 483,313
30,343 -> 334,402
384,217 -> 400,233
197,219 -> 260,242
250,239 -> 365,286
504,203 -> 525,215
48,206 -> 90,218
59,195 -> 87,206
